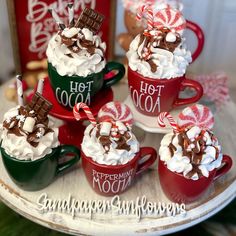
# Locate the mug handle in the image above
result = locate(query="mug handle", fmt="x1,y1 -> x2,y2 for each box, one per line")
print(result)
173,78 -> 203,108
102,61 -> 126,89
186,20 -> 205,63
136,147 -> 157,175
56,145 -> 80,175
214,155 -> 233,181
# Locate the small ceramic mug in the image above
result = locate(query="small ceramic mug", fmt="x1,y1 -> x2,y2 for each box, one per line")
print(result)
128,67 -> 203,117
1,145 -> 80,191
158,155 -> 233,203
81,147 -> 157,196
127,20 -> 205,117
48,61 -> 125,109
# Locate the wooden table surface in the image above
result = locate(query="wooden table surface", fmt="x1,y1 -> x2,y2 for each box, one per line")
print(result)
0,80 -> 235,236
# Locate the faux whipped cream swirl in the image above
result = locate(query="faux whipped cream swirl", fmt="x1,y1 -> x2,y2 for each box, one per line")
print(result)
1,106 -> 59,161
46,27 -> 106,77
159,126 -> 223,180
127,30 -> 192,79
82,123 -> 140,165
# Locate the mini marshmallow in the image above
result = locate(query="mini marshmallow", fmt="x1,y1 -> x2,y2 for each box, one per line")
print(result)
62,27 -> 79,38
152,42 -> 158,47
186,126 -> 201,140
111,132 -> 117,136
166,32 -> 177,42
100,122 -> 112,136
82,28 -> 93,41
116,121 -> 127,132
22,117 -> 36,133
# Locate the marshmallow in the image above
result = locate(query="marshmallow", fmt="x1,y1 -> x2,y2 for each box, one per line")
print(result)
166,32 -> 177,42
62,27 -> 79,38
186,126 -> 201,140
22,117 -> 36,133
82,28 -> 93,41
116,121 -> 127,132
100,122 -> 112,136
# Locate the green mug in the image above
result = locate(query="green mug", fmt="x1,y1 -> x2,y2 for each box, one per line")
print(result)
48,61 -> 126,109
1,145 -> 80,191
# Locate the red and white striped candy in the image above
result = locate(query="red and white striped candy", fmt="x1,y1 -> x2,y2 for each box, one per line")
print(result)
98,101 -> 134,126
178,104 -> 214,130
157,112 -> 179,132
73,102 -> 97,126
136,5 -> 154,30
154,7 -> 186,34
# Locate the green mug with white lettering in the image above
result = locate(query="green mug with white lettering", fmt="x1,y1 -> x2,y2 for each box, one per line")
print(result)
48,62 -> 125,109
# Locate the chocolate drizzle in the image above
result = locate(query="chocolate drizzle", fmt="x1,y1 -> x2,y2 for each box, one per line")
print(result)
59,29 -> 105,57
90,123 -> 132,154
169,129 -> 220,179
56,7 -> 105,58
137,28 -> 182,73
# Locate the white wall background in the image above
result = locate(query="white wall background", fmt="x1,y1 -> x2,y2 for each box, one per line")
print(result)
116,0 -> 236,88
0,0 -> 236,88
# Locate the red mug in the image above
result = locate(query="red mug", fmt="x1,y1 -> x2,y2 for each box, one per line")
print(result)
81,147 -> 157,196
128,67 -> 203,116
127,20 -> 204,117
186,20 -> 205,63
158,155 -> 233,204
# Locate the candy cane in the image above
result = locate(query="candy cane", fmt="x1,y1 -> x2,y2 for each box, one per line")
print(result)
67,3 -> 75,27
73,102 -> 97,126
157,112 -> 179,132
36,78 -> 44,94
48,9 -> 66,30
136,5 -> 154,30
16,75 -> 24,106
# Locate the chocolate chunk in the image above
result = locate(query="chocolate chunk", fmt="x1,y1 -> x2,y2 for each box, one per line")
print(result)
147,60 -> 158,73
75,7 -> 104,33
27,92 -> 52,122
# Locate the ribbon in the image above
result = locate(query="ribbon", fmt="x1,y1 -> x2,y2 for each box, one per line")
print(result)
187,72 -> 230,110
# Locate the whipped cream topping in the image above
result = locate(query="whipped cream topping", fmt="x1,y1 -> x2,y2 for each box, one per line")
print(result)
82,123 -> 140,165
127,32 -> 192,79
46,27 -> 106,77
159,126 -> 223,180
1,106 -> 59,161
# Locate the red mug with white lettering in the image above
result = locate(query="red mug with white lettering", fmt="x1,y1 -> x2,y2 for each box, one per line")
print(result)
128,67 -> 203,116
158,155 -> 232,203
81,147 -> 157,196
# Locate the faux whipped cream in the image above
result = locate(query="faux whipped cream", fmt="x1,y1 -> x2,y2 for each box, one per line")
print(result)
127,32 -> 192,79
1,106 -> 59,161
46,27 -> 106,77
82,123 -> 140,165
159,126 -> 223,180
